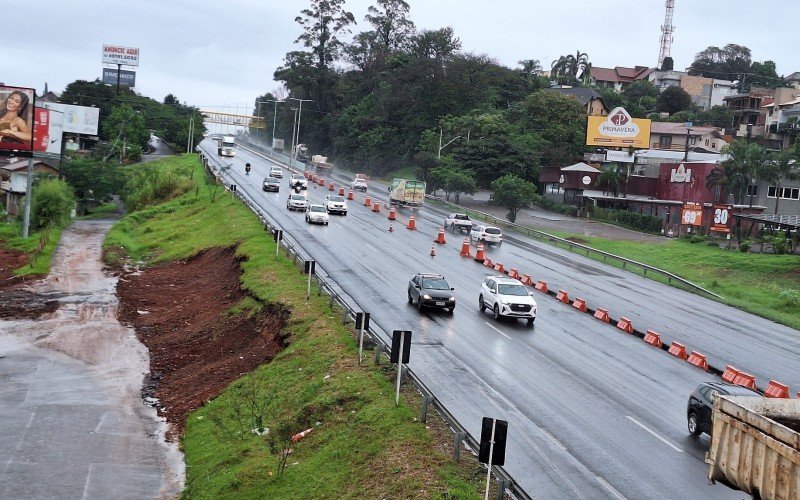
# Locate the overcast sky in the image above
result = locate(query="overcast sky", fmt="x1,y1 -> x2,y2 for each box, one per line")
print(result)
4,0 -> 797,113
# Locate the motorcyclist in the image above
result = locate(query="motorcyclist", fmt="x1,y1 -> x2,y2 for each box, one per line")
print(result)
245,162 -> 251,175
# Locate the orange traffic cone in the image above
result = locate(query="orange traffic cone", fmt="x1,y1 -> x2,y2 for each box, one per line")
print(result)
372,202 -> 381,213
388,207 -> 396,220
407,215 -> 417,230
338,187 -> 345,196
291,428 -> 314,443
474,243 -> 485,262
435,227 -> 446,244
460,238 -> 471,257
347,190 -> 354,200
364,196 -> 372,207
430,245 -> 436,257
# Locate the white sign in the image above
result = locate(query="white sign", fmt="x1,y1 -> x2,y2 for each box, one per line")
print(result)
102,44 -> 140,66
40,103 -> 100,135
599,107 -> 641,137
670,164 -> 692,183
582,175 -> 592,186
606,150 -> 635,163
45,108 -> 64,154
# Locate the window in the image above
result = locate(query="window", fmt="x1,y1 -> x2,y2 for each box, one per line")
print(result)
659,136 -> 672,146
713,185 -> 721,202
768,186 -> 777,198
705,139 -> 709,146
546,183 -> 561,194
747,185 -> 758,196
767,186 -> 799,199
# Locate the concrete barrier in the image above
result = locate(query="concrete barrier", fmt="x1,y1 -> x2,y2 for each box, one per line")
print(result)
668,341 -> 688,360
686,351 -> 709,371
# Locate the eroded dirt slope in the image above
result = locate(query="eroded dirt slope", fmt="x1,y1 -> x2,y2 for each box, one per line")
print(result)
116,246 -> 289,437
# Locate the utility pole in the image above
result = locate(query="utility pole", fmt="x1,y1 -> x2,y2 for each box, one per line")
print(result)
21,158 -> 34,238
288,98 -> 313,156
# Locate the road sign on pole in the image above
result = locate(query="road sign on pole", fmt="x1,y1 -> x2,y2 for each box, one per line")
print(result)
273,229 -> 283,259
391,330 -> 412,405
304,260 -> 315,299
478,417 -> 508,499
356,312 -> 370,365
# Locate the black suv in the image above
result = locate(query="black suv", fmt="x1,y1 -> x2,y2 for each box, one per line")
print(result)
407,273 -> 455,313
687,381 -> 760,437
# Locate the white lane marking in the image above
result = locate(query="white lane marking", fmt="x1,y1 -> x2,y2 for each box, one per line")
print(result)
483,321 -> 510,339
365,243 -> 378,253
626,416 -> 683,453
596,476 -> 628,500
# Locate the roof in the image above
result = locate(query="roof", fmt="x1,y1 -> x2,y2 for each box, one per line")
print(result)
0,159 -> 59,173
733,213 -> 800,230
635,149 -> 723,164
580,189 -> 683,205
650,122 -> 723,137
561,162 -> 600,173
785,71 -> 800,82
590,66 -> 654,84
547,87 -> 604,105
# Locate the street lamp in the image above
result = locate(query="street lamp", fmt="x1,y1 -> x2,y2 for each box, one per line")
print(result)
289,97 -> 313,160
438,128 -> 462,159
257,99 -> 284,149
683,121 -> 693,162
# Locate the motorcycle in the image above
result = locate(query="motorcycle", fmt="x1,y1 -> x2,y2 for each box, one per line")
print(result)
245,163 -> 251,175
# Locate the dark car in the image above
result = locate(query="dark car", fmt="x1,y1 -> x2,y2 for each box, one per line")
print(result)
262,176 -> 280,192
407,273 -> 455,313
687,381 -> 761,437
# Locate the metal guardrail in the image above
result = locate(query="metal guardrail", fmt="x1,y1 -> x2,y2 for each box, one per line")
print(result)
425,195 -> 724,300
197,147 -> 529,500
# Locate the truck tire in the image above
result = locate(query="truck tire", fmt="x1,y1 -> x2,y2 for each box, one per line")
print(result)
688,412 -> 701,436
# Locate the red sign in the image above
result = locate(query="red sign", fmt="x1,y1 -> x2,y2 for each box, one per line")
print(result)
681,202 -> 703,226
34,108 -> 50,152
711,205 -> 733,233
0,86 -> 36,156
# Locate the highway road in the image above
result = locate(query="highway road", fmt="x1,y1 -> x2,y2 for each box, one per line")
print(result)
202,139 -> 794,498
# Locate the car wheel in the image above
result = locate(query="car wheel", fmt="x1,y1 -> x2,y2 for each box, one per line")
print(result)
448,306 -> 455,314
497,241 -> 503,247
324,221 -> 329,226
480,238 -> 486,244
493,304 -> 500,320
527,318 -> 534,327
417,297 -> 424,311
343,212 -> 347,216
688,412 -> 701,436
478,295 -> 485,312
408,291 -> 413,304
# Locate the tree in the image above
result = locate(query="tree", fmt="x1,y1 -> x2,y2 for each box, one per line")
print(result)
30,179 -> 75,230
708,140 -> 761,204
745,60 -> 786,91
762,148 -> 799,214
518,59 -> 543,79
596,164 -> 625,197
661,56 -> 674,71
444,169 -> 477,203
365,0 -> 415,51
101,104 -> 149,161
163,94 -> 180,106
61,157 -> 124,213
491,174 -> 537,222
622,80 -> 660,104
688,44 -> 752,81
697,105 -> 734,130
294,0 -> 356,71
550,51 -> 591,85
657,86 -> 693,114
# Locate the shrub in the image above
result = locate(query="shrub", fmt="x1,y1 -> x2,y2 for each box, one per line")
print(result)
689,235 -> 704,244
30,179 -> 75,230
122,164 -> 196,211
587,205 -> 664,233
779,289 -> 798,306
771,234 -> 789,255
739,240 -> 751,253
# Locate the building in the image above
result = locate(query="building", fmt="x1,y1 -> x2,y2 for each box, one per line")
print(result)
589,66 -> 655,92
0,159 -> 60,216
724,86 -> 800,146
648,70 -> 736,111
547,87 -> 608,115
786,71 -> 800,89
649,122 -> 728,154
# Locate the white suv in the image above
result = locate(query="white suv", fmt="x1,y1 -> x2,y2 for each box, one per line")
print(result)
471,225 -> 503,246
269,166 -> 283,178
286,193 -> 308,211
324,195 -> 348,215
350,177 -> 368,192
479,276 -> 537,326
289,174 -> 308,190
305,204 -> 330,225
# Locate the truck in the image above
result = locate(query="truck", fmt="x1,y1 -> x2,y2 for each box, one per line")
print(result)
217,135 -> 235,157
310,154 -> 334,173
389,179 -> 426,208
444,213 -> 473,233
294,143 -> 310,162
706,395 -> 800,500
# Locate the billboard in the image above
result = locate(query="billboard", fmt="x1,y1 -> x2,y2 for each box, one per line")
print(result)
102,44 -> 140,66
680,201 -> 703,226
33,107 -> 64,154
39,102 -> 99,135
587,107 -> 651,148
0,86 -> 36,156
102,67 -> 136,87
711,204 -> 733,233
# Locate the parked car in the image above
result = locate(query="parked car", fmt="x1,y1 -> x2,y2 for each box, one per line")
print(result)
262,176 -> 280,192
286,193 -> 308,211
407,273 -> 455,313
305,204 -> 330,225
479,275 -> 537,326
269,166 -> 284,178
290,174 -> 308,190
324,195 -> 348,215
350,177 -> 368,192
471,225 -> 503,246
445,213 -> 473,233
687,381 -> 761,437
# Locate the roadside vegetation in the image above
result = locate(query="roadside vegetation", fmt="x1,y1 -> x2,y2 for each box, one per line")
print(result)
104,155 -> 487,498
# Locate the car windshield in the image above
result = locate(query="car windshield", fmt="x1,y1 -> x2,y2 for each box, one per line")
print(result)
497,284 -> 528,296
266,177 -> 278,182
271,167 -> 281,171
310,205 -> 326,212
292,175 -> 304,179
454,214 -> 469,220
486,227 -> 502,235
329,196 -> 344,202
354,179 -> 366,184
421,278 -> 449,290
291,195 -> 305,200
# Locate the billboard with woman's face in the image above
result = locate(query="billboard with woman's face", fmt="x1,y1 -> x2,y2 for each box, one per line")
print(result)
0,86 -> 36,156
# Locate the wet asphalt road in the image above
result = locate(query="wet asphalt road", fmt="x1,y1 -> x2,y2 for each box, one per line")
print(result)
0,220 -> 183,499
201,140 -> 771,499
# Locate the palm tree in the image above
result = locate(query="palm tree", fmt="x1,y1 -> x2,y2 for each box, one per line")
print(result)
518,59 -> 542,79
705,161 -> 746,204
763,149 -> 799,214
596,163 -> 624,197
718,140 -> 762,204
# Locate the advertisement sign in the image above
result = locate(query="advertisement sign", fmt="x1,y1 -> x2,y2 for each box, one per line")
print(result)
102,67 -> 136,87
670,164 -> 692,183
711,204 -> 733,233
39,102 -> 99,135
0,86 -> 36,156
681,201 -> 703,226
606,150 -> 635,163
33,107 -> 63,154
587,107 -> 651,148
102,44 -> 140,66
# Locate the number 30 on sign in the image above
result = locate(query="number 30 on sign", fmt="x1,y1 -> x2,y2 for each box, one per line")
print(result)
711,205 -> 732,233
681,202 -> 703,226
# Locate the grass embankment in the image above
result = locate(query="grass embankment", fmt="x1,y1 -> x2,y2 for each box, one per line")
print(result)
105,155 -> 485,499
0,221 -> 63,277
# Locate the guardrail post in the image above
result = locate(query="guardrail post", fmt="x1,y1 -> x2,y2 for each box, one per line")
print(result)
329,293 -> 335,308
643,268 -> 648,276
453,431 -> 464,461
420,395 -> 432,423
496,478 -> 508,500
340,309 -> 348,324
374,345 -> 382,365
622,261 -> 626,269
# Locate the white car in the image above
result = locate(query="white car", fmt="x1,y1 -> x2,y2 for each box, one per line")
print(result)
324,195 -> 348,215
479,276 -> 537,326
286,193 -> 308,211
471,225 -> 503,245
269,166 -> 284,178
305,204 -> 330,225
445,213 -> 473,232
289,174 -> 308,190
350,178 -> 368,192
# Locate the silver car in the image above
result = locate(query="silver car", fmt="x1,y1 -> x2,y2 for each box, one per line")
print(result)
286,193 -> 308,211
305,204 -> 330,225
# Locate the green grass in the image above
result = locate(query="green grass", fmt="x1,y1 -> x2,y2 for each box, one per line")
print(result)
0,220 -> 63,277
77,202 -> 120,219
105,155 -> 485,499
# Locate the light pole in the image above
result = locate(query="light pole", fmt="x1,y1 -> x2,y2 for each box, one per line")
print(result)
682,121 -> 693,162
438,129 -> 462,159
289,98 -> 313,158
257,99 -> 284,148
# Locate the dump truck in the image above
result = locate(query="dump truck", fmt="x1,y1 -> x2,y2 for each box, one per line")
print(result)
310,154 -> 334,173
389,178 -> 426,208
217,135 -> 235,157
706,395 -> 800,499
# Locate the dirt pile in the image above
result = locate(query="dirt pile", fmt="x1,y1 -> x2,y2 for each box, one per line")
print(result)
116,246 -> 289,438
0,246 -> 32,291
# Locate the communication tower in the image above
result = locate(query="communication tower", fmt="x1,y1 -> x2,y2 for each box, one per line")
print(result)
657,0 -> 675,69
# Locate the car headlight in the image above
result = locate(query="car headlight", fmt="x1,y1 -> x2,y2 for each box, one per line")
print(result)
422,294 -> 431,300
449,296 -> 455,301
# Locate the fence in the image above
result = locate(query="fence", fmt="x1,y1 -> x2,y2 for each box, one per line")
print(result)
198,148 -> 529,500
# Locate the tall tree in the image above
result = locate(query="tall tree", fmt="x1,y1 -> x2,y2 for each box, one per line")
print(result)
688,44 -> 752,81
491,174 -> 537,222
365,0 -> 415,51
596,164 -> 625,197
294,0 -> 356,71
657,86 -> 693,114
